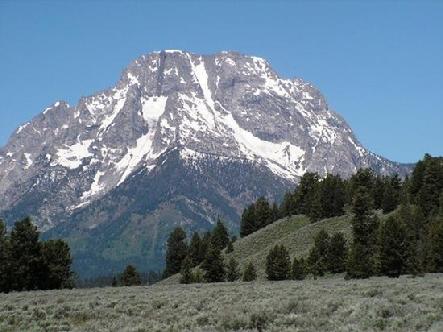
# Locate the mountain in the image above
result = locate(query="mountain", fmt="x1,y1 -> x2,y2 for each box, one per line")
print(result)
0,50 -> 409,277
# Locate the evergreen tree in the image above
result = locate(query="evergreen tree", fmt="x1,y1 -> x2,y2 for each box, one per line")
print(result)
308,230 -> 330,276
350,169 -> 375,196
180,255 -> 194,284
41,239 -> 73,289
328,232 -> 348,273
240,204 -> 256,237
318,174 -> 346,219
201,244 -> 225,282
0,220 -> 11,293
271,202 -> 280,222
120,265 -> 141,286
265,244 -> 291,280
378,216 -> 407,277
347,187 -> 379,278
164,227 -> 188,277
254,197 -> 272,229
381,175 -> 402,213
279,191 -> 296,217
242,262 -> 257,282
373,176 -> 386,210
291,257 -> 306,280
226,240 -> 234,253
111,277 -> 118,287
426,195 -> 443,272
226,257 -> 240,282
189,232 -> 205,266
211,219 -> 229,251
293,172 -> 320,215
9,217 -> 45,291
400,203 -> 425,275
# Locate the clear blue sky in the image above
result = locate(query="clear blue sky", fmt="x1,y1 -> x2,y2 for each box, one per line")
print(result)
0,0 -> 442,163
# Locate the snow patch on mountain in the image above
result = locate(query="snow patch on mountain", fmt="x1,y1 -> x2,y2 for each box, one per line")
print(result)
54,139 -> 94,169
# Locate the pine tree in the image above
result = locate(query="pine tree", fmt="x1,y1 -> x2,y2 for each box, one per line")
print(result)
41,239 -> 73,289
308,230 -> 330,276
291,257 -> 306,280
426,194 -> 443,272
346,187 -> 379,278
255,197 -> 272,229
0,220 -> 11,293
189,232 -> 205,266
201,244 -> 225,282
378,216 -> 407,277
211,219 -> 229,251
328,232 -> 348,273
293,172 -> 320,215
120,265 -> 141,286
242,262 -> 257,282
164,227 -> 188,277
111,277 -> 118,287
240,204 -> 257,237
9,217 -> 45,291
400,203 -> 425,275
279,191 -> 296,217
271,202 -> 280,222
226,240 -> 234,253
265,244 -> 291,280
226,257 -> 240,282
381,175 -> 402,213
180,255 -> 194,284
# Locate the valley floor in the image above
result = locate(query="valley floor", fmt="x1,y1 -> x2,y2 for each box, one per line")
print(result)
0,274 -> 442,332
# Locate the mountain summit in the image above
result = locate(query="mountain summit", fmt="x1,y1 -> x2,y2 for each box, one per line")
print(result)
0,50 -> 409,276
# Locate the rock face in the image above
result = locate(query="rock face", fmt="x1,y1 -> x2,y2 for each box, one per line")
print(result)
0,50 -> 409,277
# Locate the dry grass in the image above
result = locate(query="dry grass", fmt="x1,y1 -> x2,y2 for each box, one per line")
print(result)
1,274 -> 442,331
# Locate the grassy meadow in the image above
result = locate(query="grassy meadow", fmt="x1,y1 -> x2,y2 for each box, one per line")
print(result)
1,274 -> 442,332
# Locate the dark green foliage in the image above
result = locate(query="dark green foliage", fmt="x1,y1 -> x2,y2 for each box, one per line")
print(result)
111,277 -> 117,287
265,244 -> 291,280
347,187 -> 379,278
9,217 -> 45,291
409,154 -> 443,217
293,172 -> 320,215
201,232 -> 212,259
180,256 -> 194,284
328,232 -> 348,273
201,244 -> 225,282
0,217 -> 74,292
291,257 -> 306,280
189,232 -> 205,266
164,227 -> 188,277
254,197 -> 272,229
399,203 -> 425,275
226,240 -> 234,253
378,216 -> 407,277
313,174 -> 346,221
41,240 -> 73,289
426,197 -> 443,272
308,230 -> 330,276
242,262 -> 257,281
279,191 -> 297,217
120,265 -> 141,286
226,257 -> 240,282
211,219 -> 229,251
381,175 -> 402,213
240,204 -> 257,238
0,220 -> 11,292
349,169 -> 375,199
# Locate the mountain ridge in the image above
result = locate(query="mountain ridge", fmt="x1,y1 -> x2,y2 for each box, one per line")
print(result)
0,50 -> 411,277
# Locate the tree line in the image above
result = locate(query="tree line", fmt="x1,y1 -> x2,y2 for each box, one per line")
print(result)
241,168 -> 408,237
0,217 -> 73,293
169,154 -> 442,283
